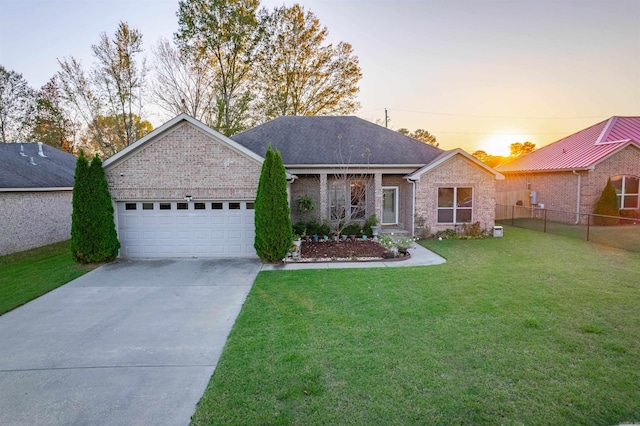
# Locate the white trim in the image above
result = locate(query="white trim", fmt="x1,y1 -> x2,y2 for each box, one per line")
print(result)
406,149 -> 504,181
382,186 -> 399,225
0,187 -> 73,192
436,186 -> 474,224
103,113 -> 265,170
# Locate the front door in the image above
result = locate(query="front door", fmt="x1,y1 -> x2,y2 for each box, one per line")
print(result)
382,187 -> 398,224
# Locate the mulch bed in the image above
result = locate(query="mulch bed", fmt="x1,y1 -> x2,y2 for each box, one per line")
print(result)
299,239 -> 387,259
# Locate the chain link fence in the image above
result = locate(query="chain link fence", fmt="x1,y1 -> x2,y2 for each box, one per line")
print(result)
496,204 -> 640,253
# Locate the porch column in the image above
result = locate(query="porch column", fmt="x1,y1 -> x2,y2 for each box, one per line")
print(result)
374,173 -> 382,222
319,173 -> 328,222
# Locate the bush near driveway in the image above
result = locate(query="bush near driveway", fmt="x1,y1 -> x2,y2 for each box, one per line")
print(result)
191,227 -> 640,425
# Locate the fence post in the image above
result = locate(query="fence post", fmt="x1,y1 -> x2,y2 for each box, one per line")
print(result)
511,205 -> 514,226
587,213 -> 590,242
543,208 -> 547,233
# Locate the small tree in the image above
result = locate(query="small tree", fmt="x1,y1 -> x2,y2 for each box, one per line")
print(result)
254,145 -> 292,262
593,178 -> 619,226
71,151 -> 120,263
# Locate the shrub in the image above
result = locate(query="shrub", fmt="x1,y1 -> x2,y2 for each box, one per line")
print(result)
593,178 -> 619,226
457,221 -> 490,239
71,152 -> 120,263
254,145 -> 293,263
318,222 -> 331,236
293,221 -> 307,236
362,215 -> 378,237
343,222 -> 362,236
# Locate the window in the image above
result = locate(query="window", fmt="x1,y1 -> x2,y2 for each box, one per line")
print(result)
330,180 -> 346,220
350,181 -> 366,219
611,175 -> 639,209
229,202 -> 241,210
159,203 -> 171,210
125,203 -> 137,210
437,187 -> 473,223
194,202 -> 206,210
177,202 -> 188,210
142,203 -> 154,210
246,202 -> 255,209
211,202 -> 223,210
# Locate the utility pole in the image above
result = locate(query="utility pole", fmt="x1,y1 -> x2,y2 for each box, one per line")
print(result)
385,108 -> 389,128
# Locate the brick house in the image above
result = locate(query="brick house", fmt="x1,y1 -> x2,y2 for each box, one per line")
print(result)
104,114 -> 503,258
0,143 -> 76,255
496,116 -> 640,223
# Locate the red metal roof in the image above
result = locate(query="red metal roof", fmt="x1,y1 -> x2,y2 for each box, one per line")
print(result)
497,116 -> 640,173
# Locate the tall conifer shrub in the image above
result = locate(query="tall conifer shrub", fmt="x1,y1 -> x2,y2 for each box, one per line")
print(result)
593,178 -> 620,226
254,145 -> 292,263
71,152 -> 120,263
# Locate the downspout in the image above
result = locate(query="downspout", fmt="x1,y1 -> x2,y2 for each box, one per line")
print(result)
572,170 -> 581,224
406,178 -> 416,236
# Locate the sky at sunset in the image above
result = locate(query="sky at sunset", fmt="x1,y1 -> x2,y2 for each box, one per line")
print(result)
1,0 -> 638,155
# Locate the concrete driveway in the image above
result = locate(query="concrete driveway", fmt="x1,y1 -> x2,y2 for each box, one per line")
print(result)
0,258 -> 261,426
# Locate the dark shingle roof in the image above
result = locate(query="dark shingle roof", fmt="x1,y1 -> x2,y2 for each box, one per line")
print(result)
231,116 -> 443,165
0,143 -> 76,188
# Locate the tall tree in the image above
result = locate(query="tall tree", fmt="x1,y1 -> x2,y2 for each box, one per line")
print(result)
593,178 -> 620,226
91,21 -> 147,148
176,0 -> 261,135
0,66 -> 36,142
397,128 -> 439,147
255,4 -> 362,119
152,37 -> 217,122
509,141 -> 536,158
57,21 -> 149,157
30,77 -> 75,151
471,150 -> 505,168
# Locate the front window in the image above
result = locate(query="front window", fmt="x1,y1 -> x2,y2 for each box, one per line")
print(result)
438,187 -> 473,223
611,176 -> 639,209
350,181 -> 366,219
330,180 -> 346,220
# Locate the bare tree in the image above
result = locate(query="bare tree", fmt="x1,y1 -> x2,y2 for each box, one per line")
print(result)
151,38 -> 217,122
0,66 -> 36,142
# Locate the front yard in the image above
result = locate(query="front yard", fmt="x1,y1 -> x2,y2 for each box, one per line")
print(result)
0,241 -> 97,315
192,226 -> 640,425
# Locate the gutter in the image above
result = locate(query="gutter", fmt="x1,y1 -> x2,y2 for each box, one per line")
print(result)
572,170 -> 581,224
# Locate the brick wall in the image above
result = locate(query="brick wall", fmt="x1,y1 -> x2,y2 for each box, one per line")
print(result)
105,122 -> 262,201
0,191 -> 72,255
290,175 -> 321,223
414,154 -> 496,233
498,146 -> 640,222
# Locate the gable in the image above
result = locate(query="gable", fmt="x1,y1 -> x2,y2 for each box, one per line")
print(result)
105,121 -> 264,201
406,149 -> 503,181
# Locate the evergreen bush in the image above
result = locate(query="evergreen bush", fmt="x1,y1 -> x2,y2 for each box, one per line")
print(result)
593,178 -> 620,226
71,152 -> 120,263
254,145 -> 293,263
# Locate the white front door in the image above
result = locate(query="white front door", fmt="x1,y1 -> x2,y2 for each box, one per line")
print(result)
116,201 -> 256,258
382,187 -> 398,225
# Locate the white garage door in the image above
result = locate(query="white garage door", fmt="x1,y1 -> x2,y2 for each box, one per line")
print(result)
116,201 -> 256,258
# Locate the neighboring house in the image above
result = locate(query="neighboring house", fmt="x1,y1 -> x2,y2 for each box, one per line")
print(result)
104,114 -> 502,258
0,143 -> 76,255
496,116 -> 640,223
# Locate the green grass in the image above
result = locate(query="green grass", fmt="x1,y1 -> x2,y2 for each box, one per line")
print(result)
498,217 -> 640,253
0,241 -> 97,315
192,227 -> 640,425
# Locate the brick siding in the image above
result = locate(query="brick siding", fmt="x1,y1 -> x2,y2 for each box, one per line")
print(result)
105,122 -> 262,201
498,145 -> 640,222
414,154 -> 496,233
0,191 -> 72,255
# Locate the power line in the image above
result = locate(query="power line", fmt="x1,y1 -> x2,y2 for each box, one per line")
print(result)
362,107 -> 606,120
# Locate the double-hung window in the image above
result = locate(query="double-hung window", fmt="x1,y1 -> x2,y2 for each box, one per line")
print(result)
611,175 -> 639,209
437,187 -> 473,223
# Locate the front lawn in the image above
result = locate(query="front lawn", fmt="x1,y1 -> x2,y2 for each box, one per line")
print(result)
0,241 -> 97,315
192,227 -> 640,425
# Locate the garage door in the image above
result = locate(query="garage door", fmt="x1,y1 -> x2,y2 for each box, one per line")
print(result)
116,201 -> 256,258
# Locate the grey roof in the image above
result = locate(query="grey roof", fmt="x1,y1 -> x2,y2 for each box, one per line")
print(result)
0,143 -> 77,188
231,116 -> 443,165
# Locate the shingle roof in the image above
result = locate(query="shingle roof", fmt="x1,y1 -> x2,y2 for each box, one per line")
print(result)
0,143 -> 77,189
231,116 -> 444,166
497,116 -> 640,173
